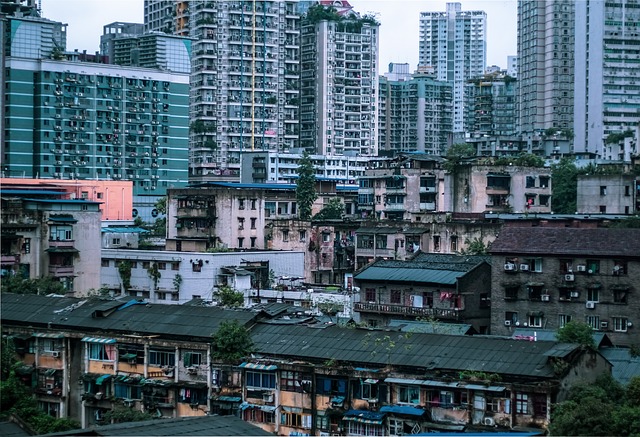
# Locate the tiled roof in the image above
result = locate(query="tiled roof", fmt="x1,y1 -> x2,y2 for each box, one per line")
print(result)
1,294 -> 257,340
250,324 -> 573,378
489,227 -> 640,257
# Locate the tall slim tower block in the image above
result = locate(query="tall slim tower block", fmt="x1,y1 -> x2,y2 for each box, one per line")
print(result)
418,2 -> 486,140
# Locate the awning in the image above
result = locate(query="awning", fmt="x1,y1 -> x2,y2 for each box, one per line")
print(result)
96,374 -> 112,385
48,216 -> 77,223
380,405 -> 427,417
215,396 -> 241,403
331,396 -> 345,406
82,337 -> 116,344
462,384 -> 506,392
343,410 -> 386,425
384,377 -> 458,388
120,353 -> 137,360
240,402 -> 277,412
33,332 -> 64,338
282,406 -> 303,413
238,362 -> 277,371
402,228 -> 428,235
45,247 -> 79,253
363,378 -> 379,384
44,368 -> 57,376
8,333 -> 32,340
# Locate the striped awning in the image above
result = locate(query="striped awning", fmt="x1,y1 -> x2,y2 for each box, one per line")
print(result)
82,337 -> 116,344
33,332 -> 64,338
239,362 -> 277,371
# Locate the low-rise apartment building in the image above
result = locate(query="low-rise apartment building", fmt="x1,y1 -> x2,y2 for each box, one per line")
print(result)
3,293 -> 611,435
490,227 -> 640,346
353,253 -> 491,332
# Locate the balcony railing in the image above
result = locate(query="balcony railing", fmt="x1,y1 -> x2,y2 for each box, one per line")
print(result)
355,302 -> 460,319
48,239 -> 75,248
49,265 -> 75,276
1,254 -> 18,264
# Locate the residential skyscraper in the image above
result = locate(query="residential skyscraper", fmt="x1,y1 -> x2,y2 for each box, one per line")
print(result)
516,0 -> 575,137
100,22 -> 144,63
464,73 -> 517,137
574,0 -> 640,159
378,65 -> 453,155
418,2 -> 486,139
299,2 -> 379,156
144,1 -> 302,182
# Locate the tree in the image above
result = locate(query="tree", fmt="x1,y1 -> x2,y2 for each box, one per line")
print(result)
556,320 -> 595,349
103,405 -> 156,424
443,143 -> 476,172
117,261 -> 132,292
216,286 -> 244,307
296,150 -> 317,220
460,238 -> 488,255
1,272 -> 65,296
313,198 -> 344,220
211,320 -> 254,363
155,196 -> 167,215
146,262 -> 161,289
551,158 -> 579,214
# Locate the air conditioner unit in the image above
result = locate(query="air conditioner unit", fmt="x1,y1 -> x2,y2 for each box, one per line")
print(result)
46,383 -> 54,389
51,351 -> 60,358
570,291 -> 580,298
504,320 -> 512,326
263,393 -> 274,403
187,367 -> 198,374
123,399 -> 135,407
519,264 -> 529,271
483,417 -> 495,426
504,263 -> 516,271
587,269 -> 594,275
586,301 -> 596,309
600,321 -> 609,330
564,274 -> 575,282
541,295 -> 550,302
576,265 -> 586,272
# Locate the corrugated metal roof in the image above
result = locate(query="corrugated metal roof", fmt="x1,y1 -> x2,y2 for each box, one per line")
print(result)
600,348 -> 640,385
250,324 -> 567,378
1,294 -> 258,340
380,405 -> 427,417
354,266 -> 463,284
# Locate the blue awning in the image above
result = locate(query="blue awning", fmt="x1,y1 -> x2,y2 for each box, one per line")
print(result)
216,396 -> 241,403
380,405 -> 427,417
239,362 -> 277,371
331,396 -> 345,405
33,332 -> 64,338
240,402 -> 277,412
82,337 -> 116,344
343,410 -> 386,425
95,374 -> 112,385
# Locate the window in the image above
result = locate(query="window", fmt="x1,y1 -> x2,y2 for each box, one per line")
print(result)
238,198 -> 245,210
23,238 -> 31,253
526,176 -> 536,188
515,393 -> 529,414
505,311 -> 518,324
390,290 -> 401,304
505,285 -> 519,300
528,314 -> 543,328
281,371 -> 312,393
250,237 -> 256,248
42,339 -> 60,353
179,387 -> 208,405
281,412 -> 312,429
323,233 -> 331,243
101,259 -> 110,267
613,288 -> 629,304
171,262 -> 180,271
346,421 -> 384,436
600,186 -> 607,196
612,260 -> 627,275
192,260 -> 203,272
559,259 -> 573,273
586,315 -> 600,330
157,262 -> 166,270
148,349 -> 175,367
586,260 -> 600,274
316,377 -> 347,395
587,286 -> 600,302
527,284 -> 544,300
250,218 -> 256,229
523,258 -> 542,272
88,343 -> 116,361
114,383 -> 142,400
282,230 -> 289,242
532,394 -> 547,417
250,199 -> 257,210
450,235 -> 458,252
39,401 -> 59,418
375,236 -> 387,249
359,381 -> 378,400
559,314 -> 572,328
244,408 -> 275,424
299,230 -> 307,242
613,317 -> 628,332
357,235 -> 374,249
238,218 -> 245,230
439,391 -> 454,408
238,237 -> 244,248
398,385 -> 420,404
316,413 -> 330,431
433,235 -> 440,252
183,351 -> 202,366
365,288 -> 376,302
246,371 -> 276,389
142,261 -> 150,269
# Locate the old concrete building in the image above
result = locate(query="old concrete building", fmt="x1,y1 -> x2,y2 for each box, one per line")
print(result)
353,253 -> 492,333
1,187 -> 101,295
490,227 -> 640,345
576,173 -> 637,215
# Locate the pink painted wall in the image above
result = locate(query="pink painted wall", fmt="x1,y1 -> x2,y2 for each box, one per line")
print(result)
0,178 -> 134,220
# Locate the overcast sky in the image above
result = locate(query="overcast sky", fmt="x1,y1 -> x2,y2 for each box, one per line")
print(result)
42,0 -> 517,71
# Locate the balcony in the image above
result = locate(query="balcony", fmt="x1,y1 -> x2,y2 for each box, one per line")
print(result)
355,302 -> 460,320
1,254 -> 18,265
48,239 -> 75,248
419,202 -> 436,211
49,264 -> 74,277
